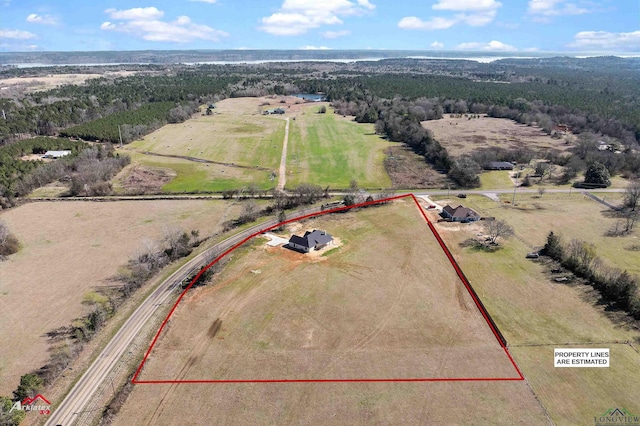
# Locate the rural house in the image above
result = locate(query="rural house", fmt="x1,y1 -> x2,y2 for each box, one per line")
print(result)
485,161 -> 514,170
288,230 -> 333,253
441,205 -> 480,223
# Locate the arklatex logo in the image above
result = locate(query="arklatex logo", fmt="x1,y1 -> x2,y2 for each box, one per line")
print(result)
9,394 -> 51,415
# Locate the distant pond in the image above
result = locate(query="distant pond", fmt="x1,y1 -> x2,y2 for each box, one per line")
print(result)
292,93 -> 326,102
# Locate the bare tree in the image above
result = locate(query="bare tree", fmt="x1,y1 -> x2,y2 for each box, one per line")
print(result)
624,209 -> 639,233
624,180 -> 640,211
537,187 -> 546,198
483,219 -> 514,244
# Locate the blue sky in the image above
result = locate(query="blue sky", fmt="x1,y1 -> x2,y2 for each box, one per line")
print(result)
0,0 -> 638,52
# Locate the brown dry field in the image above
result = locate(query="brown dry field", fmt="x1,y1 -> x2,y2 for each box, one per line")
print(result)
0,200 -> 240,394
114,201 -> 548,425
0,71 -> 136,93
424,198 -> 640,425
422,115 -> 574,156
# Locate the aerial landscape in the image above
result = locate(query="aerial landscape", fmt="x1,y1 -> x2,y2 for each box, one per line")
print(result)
1,1 -> 639,425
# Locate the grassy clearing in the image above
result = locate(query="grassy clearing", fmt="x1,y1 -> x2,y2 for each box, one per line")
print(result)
286,106 -> 394,189
115,201 -> 547,425
427,197 -> 640,426
125,152 -> 276,193
479,170 -> 514,190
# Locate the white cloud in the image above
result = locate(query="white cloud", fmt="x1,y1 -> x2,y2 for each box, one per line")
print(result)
26,13 -> 57,25
301,45 -> 332,50
260,0 -> 375,36
0,29 -> 37,39
527,0 -> 589,21
430,41 -> 444,48
398,16 -> 457,30
322,29 -> 350,38
456,40 -> 516,51
105,7 -> 164,21
432,0 -> 501,11
101,7 -> 228,43
356,0 -> 375,10
399,0 -> 500,30
568,30 -> 640,51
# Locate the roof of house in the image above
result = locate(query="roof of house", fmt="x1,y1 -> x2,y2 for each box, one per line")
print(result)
289,230 -> 333,249
442,205 -> 479,219
487,161 -> 514,169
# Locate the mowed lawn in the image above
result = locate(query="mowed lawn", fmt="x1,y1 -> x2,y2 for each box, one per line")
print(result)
427,196 -> 640,425
0,200 -> 241,395
286,106 -> 395,189
116,200 -> 549,425
118,98 -> 286,192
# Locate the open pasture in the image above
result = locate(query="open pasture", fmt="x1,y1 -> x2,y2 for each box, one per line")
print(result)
286,105 -> 395,189
113,200 -> 550,425
118,97 -> 287,192
422,115 -> 573,157
0,199 -> 240,394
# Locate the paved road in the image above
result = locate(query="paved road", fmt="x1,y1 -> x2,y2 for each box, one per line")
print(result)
44,205 -> 320,426
277,117 -> 290,191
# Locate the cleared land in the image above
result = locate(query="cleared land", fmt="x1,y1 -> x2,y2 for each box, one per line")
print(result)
0,71 -> 136,93
0,200 -> 241,394
286,106 -> 395,189
118,97 -> 287,192
425,195 -> 640,425
422,115 -> 573,156
114,201 -> 548,425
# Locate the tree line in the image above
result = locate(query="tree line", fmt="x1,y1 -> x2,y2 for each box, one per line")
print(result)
542,231 -> 639,319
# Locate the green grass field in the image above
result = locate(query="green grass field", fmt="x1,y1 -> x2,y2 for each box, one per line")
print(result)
119,105 -> 285,192
286,106 -> 395,189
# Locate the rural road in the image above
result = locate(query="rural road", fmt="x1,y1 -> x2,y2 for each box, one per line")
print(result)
28,187 -> 626,203
44,204 -> 321,426
277,117 -> 290,191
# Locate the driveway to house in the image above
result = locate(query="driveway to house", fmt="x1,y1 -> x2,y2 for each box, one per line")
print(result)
277,117 -> 290,191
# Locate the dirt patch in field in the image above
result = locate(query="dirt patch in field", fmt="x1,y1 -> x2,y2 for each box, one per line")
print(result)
422,115 -> 575,156
116,164 -> 176,194
0,200 -> 240,394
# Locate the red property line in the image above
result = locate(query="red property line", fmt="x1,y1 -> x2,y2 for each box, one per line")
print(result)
132,193 -> 523,384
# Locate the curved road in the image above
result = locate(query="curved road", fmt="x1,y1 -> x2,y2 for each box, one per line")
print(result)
45,205 -> 320,426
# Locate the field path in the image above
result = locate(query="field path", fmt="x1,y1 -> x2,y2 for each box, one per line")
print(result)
277,117 -> 290,191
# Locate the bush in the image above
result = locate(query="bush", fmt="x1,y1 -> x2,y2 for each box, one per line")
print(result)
0,222 -> 19,257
